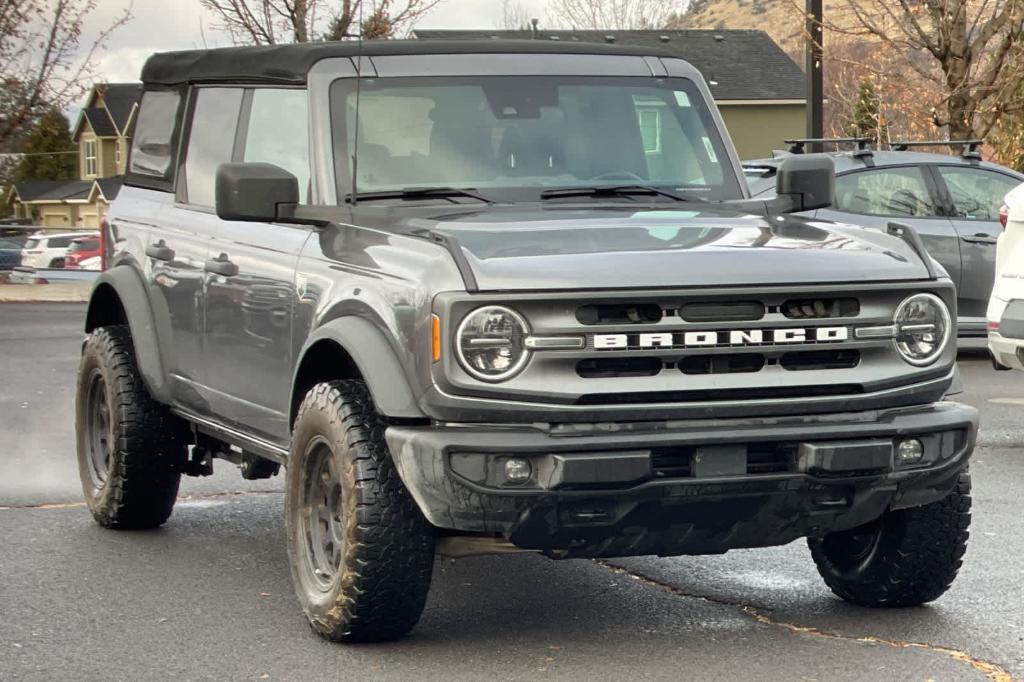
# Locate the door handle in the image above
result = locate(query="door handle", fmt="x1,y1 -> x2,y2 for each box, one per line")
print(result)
960,233 -> 998,245
145,241 -> 175,261
204,254 -> 238,277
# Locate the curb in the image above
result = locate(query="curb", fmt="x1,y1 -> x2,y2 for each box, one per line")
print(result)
0,283 -> 92,303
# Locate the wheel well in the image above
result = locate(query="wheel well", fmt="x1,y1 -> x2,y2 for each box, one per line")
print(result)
290,339 -> 363,429
85,283 -> 128,332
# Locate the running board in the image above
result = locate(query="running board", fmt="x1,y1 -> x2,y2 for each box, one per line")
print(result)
172,409 -> 289,465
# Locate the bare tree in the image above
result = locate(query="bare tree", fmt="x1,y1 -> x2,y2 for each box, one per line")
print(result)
200,0 -> 443,44
547,0 -> 688,30
816,0 -> 1024,141
0,0 -> 131,149
497,0 -> 533,31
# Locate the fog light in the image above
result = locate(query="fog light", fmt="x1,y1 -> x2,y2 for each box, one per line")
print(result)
504,457 -> 532,484
897,438 -> 924,464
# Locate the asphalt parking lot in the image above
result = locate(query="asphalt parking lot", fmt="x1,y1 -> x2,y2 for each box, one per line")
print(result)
1,303 -> 1022,681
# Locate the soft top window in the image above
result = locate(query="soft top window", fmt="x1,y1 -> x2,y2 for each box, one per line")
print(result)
128,89 -> 183,187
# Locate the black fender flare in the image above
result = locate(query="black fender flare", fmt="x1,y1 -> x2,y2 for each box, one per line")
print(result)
85,266 -> 172,403
294,316 -> 426,420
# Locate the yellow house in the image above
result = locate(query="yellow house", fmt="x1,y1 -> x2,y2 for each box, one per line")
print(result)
6,83 -> 140,227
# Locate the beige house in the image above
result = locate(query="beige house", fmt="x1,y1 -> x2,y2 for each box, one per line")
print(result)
6,83 -> 141,227
412,29 -> 807,160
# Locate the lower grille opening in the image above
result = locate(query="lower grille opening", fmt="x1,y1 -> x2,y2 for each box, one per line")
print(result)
651,442 -> 796,478
782,297 -> 860,319
576,303 -> 662,325
575,384 -> 862,405
679,353 -> 765,375
780,350 -> 860,371
577,357 -> 662,378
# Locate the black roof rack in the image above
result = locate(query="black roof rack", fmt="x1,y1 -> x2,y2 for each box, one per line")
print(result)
888,139 -> 983,159
784,137 -> 873,159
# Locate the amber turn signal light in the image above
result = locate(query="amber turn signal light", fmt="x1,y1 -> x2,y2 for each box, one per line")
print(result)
432,314 -> 441,362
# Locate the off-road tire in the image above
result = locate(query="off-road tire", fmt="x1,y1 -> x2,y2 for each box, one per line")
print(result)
285,380 -> 435,643
75,325 -> 186,529
808,472 -> 971,607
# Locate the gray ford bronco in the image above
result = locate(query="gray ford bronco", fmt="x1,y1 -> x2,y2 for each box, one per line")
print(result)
76,40 -> 977,642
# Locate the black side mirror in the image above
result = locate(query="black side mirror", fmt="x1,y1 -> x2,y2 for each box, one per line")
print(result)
215,162 -> 299,222
774,155 -> 835,212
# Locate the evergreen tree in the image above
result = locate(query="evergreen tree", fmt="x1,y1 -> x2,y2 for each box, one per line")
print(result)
13,109 -> 76,182
847,79 -> 888,143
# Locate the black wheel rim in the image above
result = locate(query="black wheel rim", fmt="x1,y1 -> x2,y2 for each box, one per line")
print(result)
85,369 -> 113,491
300,437 -> 344,591
824,516 -> 884,575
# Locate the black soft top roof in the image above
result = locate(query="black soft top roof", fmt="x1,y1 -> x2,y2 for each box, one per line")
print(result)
141,39 -> 675,86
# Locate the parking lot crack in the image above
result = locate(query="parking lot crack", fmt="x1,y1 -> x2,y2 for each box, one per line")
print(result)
597,560 -> 1015,682
0,489 -> 284,511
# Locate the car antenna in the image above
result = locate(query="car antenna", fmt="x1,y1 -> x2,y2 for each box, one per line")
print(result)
349,2 -> 365,206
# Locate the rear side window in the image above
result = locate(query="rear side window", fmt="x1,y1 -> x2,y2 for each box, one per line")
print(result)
834,167 -> 938,218
69,238 -> 100,252
243,89 -> 310,200
129,90 -> 183,185
47,236 -> 73,248
24,238 -> 40,249
182,88 -> 244,207
937,167 -> 1021,221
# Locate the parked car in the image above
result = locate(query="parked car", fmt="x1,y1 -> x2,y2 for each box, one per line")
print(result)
744,140 -> 1024,337
0,235 -> 28,270
64,235 -> 101,269
987,182 -> 1024,368
21,231 -> 96,269
78,40 -> 976,644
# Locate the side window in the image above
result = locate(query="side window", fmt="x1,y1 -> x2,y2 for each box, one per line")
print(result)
834,167 -> 938,218
129,90 -> 182,183
183,88 -> 243,207
243,89 -> 310,199
48,237 -> 73,248
937,167 -> 1021,221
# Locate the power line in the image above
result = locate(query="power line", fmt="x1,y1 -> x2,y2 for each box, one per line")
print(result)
1,150 -> 78,158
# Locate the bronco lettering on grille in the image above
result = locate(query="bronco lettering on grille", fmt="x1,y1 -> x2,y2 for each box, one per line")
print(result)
592,326 -> 849,350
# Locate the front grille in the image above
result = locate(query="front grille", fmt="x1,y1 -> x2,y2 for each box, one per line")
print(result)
440,282 -> 948,411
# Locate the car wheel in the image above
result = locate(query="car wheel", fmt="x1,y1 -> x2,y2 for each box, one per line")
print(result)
49,257 -> 65,268
808,471 -> 970,607
286,380 -> 435,642
75,325 -> 187,529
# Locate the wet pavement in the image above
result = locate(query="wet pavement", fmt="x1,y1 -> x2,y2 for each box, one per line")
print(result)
1,304 -> 1021,681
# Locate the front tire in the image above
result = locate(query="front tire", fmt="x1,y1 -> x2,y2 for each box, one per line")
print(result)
75,325 -> 186,529
285,380 -> 435,642
808,472 -> 971,607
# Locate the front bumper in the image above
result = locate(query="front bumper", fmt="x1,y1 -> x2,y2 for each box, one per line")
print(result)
385,402 -> 978,558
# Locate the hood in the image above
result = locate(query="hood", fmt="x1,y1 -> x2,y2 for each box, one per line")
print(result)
380,205 -> 933,291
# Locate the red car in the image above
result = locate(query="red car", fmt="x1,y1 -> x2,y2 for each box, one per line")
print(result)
64,235 -> 101,269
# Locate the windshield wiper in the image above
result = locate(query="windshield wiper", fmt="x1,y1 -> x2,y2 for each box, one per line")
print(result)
346,187 -> 494,204
540,185 -> 690,202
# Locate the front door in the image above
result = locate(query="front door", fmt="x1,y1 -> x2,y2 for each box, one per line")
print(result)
201,87 -> 313,442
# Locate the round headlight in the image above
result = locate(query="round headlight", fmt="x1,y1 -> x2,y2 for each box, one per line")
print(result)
456,306 -> 530,381
893,293 -> 951,366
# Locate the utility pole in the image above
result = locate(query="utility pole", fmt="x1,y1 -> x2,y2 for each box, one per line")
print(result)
806,0 -> 824,152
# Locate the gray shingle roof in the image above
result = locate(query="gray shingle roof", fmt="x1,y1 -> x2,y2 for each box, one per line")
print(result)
99,83 -> 141,133
82,108 -> 117,137
12,180 -> 91,202
95,177 -> 123,201
412,29 -> 806,101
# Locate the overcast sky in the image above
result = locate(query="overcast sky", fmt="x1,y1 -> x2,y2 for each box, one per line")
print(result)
86,0 -> 555,85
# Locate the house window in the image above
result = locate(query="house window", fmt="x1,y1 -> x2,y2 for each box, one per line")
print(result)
115,140 -> 121,166
84,139 -> 97,176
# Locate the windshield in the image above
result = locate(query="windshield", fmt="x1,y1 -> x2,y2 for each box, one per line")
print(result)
330,76 -> 741,202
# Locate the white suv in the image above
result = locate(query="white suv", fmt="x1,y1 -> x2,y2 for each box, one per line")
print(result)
20,231 -> 96,268
987,182 -> 1024,368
